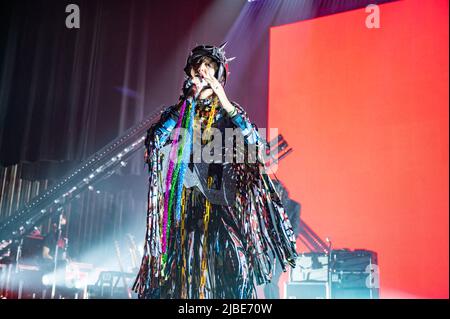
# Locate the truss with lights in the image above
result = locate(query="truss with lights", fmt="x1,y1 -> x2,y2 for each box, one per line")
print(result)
0,104 -> 328,257
0,106 -> 168,255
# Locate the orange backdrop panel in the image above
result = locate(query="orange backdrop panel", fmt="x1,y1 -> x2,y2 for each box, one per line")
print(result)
269,0 -> 448,298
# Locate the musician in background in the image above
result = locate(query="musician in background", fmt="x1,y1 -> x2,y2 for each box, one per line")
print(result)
42,213 -> 69,272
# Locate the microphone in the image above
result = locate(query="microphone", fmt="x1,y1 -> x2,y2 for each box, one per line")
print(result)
184,77 -> 208,101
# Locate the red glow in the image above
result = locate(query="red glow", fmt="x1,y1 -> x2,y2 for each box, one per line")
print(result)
269,0 -> 449,298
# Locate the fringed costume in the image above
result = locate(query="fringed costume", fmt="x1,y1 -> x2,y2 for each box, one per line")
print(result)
133,44 -> 297,299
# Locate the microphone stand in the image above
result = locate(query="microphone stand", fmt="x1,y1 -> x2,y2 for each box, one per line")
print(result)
51,212 -> 63,299
15,238 -> 23,273
326,238 -> 333,299
15,238 -> 24,298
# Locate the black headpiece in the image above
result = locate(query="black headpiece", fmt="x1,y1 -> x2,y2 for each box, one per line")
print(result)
184,42 -> 235,86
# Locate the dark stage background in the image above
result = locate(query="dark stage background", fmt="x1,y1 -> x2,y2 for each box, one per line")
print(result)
0,0 -> 396,278
0,0 -> 396,170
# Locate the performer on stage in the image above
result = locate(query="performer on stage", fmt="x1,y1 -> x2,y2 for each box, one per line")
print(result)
42,213 -> 69,272
133,43 -> 297,299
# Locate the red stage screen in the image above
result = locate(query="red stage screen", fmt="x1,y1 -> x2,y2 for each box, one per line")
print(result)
269,0 -> 448,298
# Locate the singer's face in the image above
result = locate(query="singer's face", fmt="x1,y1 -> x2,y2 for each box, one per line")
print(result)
191,57 -> 218,79
190,57 -> 217,99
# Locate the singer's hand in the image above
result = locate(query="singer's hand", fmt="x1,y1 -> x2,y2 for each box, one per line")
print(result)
199,68 -> 222,94
199,68 -> 235,114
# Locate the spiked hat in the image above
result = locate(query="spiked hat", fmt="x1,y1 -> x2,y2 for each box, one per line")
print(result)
184,42 -> 235,85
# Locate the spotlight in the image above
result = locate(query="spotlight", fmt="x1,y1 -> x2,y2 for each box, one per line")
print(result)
42,274 -> 53,286
88,186 -> 94,191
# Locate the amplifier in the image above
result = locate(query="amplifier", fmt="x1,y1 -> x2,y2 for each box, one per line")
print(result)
289,252 -> 328,282
285,282 -> 328,299
286,253 -> 330,299
287,250 -> 380,299
331,287 -> 379,299
331,249 -> 379,299
331,249 -> 378,272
